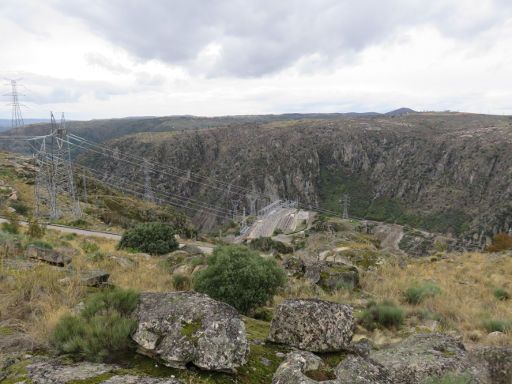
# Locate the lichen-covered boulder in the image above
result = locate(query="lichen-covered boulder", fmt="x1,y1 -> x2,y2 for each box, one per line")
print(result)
370,333 -> 474,383
335,356 -> 392,384
468,346 -> 512,384
268,298 -> 354,352
305,261 -> 359,291
102,375 -> 183,384
27,360 -> 117,384
272,351 -> 337,384
132,291 -> 249,372
25,245 -> 71,267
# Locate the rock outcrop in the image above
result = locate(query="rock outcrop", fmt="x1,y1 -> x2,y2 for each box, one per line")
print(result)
27,360 -> 117,384
272,351 -> 337,384
305,261 -> 359,291
25,246 -> 71,267
132,291 -> 249,372
335,355 -> 392,384
268,299 -> 354,352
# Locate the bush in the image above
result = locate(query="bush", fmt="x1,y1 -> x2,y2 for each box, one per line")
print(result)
26,218 -> 45,238
486,233 -> 512,252
193,245 -> 286,314
482,319 -> 512,333
172,273 -> 191,290
1,211 -> 19,234
9,201 -> 29,215
51,287 -> 139,362
80,240 -> 100,254
359,300 -> 405,330
86,251 -> 106,262
118,222 -> 179,255
404,282 -> 441,305
494,288 -> 510,301
248,237 -> 293,254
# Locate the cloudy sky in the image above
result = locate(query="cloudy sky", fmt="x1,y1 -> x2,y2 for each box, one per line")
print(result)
1,0 -> 512,119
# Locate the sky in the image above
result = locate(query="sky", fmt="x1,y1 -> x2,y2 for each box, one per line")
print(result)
1,0 -> 512,120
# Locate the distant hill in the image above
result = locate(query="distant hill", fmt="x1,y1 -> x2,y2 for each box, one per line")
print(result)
0,118 -> 50,132
385,107 -> 416,116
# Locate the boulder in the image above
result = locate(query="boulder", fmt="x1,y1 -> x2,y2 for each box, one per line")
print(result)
282,257 -> 306,277
109,254 -> 136,268
272,351 -> 336,384
305,261 -> 359,291
179,244 -> 204,255
132,291 -> 249,372
80,270 -> 110,287
469,346 -> 512,384
25,246 -> 71,267
370,333 -> 473,383
27,360 -> 117,384
268,298 -> 354,352
335,356 -> 392,384
102,375 -> 182,384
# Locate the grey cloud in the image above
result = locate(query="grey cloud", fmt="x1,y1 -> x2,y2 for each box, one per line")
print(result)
46,0 -> 512,77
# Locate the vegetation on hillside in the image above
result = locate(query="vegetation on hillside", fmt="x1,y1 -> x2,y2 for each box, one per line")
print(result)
118,222 -> 179,255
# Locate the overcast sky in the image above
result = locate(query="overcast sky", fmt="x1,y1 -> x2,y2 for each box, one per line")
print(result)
1,0 -> 511,119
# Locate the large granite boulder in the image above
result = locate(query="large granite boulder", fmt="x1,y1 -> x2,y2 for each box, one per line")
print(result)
335,355 -> 392,384
268,298 -> 354,352
370,333 -> 473,383
25,245 -> 71,267
469,346 -> 512,384
27,360 -> 117,384
272,351 -> 337,384
305,261 -> 359,291
102,375 -> 182,384
132,291 -> 249,372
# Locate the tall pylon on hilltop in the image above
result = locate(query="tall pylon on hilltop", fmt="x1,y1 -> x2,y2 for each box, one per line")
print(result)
34,112 -> 81,219
6,80 -> 24,133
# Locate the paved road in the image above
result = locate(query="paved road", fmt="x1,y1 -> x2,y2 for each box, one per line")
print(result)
0,217 -> 213,254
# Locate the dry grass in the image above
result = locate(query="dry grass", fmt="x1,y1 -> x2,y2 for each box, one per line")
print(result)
361,252 -> 512,345
0,229 -> 177,347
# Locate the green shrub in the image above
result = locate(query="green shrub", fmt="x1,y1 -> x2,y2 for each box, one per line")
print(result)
1,211 -> 19,234
9,201 -> 29,215
51,287 -> 139,362
482,319 -> 512,333
86,251 -> 106,262
424,373 -> 472,384
405,282 -> 441,305
80,240 -> 100,254
494,288 -> 510,301
248,237 -> 293,254
193,245 -> 286,314
172,273 -> 191,290
359,300 -> 405,330
118,222 -> 179,255
26,218 -> 45,238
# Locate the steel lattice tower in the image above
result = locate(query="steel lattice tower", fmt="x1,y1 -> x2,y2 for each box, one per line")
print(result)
9,80 -> 24,133
34,112 -> 81,219
342,193 -> 350,219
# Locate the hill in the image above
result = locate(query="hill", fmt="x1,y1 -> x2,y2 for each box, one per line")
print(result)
77,112 -> 512,239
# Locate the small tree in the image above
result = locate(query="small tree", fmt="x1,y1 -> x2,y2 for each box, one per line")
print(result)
27,217 -> 45,238
193,245 -> 286,314
118,222 -> 179,255
1,210 -> 20,234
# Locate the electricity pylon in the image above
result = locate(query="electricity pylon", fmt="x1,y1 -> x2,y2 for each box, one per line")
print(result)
342,193 -> 350,219
8,80 -> 24,133
34,112 -> 81,219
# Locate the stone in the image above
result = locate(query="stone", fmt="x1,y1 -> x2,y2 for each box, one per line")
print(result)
282,257 -> 306,277
268,298 -> 354,352
109,254 -> 136,268
469,346 -> 512,384
0,331 -> 36,353
25,245 -> 71,267
370,333 -> 473,384
335,355 -> 392,384
80,270 -> 110,287
305,261 -> 359,291
27,360 -> 117,384
272,351 -> 336,384
132,291 -> 249,372
179,244 -> 204,255
102,375 -> 183,384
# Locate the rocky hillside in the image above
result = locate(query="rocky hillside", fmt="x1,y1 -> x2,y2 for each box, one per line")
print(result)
80,112 -> 512,239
